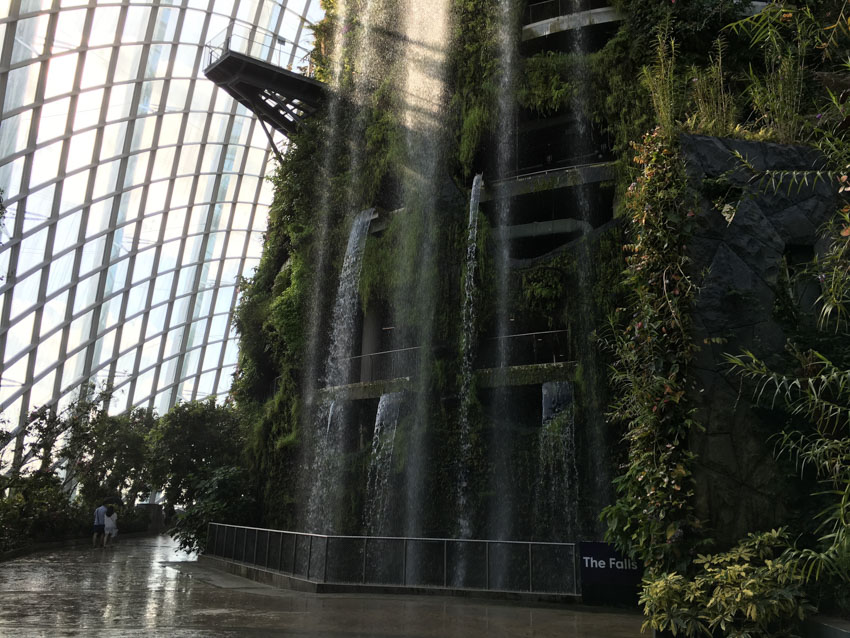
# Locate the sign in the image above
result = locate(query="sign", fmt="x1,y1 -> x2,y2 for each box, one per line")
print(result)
579,542 -> 642,605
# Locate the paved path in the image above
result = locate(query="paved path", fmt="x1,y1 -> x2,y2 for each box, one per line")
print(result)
0,535 -> 644,637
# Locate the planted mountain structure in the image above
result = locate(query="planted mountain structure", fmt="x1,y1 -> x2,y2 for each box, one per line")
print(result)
216,0 -> 850,633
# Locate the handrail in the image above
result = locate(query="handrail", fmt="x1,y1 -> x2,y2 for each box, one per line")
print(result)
347,345 -> 422,362
205,21 -> 313,75
489,329 -> 569,341
207,522 -> 576,547
205,522 -> 580,596
524,0 -> 613,25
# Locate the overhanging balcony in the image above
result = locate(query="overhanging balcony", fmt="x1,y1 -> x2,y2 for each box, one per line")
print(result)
204,24 -> 326,140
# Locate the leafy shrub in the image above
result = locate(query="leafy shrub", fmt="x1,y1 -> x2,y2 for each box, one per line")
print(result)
641,530 -> 813,637
0,472 -> 88,553
517,52 -> 580,116
169,466 -> 257,553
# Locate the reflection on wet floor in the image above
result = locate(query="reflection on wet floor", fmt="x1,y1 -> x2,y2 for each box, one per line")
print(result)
0,535 -> 643,637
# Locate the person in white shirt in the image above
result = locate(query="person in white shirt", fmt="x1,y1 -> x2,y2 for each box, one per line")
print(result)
104,505 -> 118,546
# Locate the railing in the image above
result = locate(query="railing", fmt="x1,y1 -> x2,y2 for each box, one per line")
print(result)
525,0 -> 612,25
205,523 -> 579,596
349,346 -> 422,384
480,330 -> 570,369
205,22 -> 311,74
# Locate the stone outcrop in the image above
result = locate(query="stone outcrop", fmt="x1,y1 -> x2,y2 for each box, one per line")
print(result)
680,135 -> 837,543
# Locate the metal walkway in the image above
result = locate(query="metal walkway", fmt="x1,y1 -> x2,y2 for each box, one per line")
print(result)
204,24 -> 326,142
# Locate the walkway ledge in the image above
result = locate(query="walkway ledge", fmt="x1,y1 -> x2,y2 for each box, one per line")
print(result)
199,555 -> 582,605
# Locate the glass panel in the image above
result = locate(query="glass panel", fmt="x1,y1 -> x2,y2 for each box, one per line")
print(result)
201,342 -> 221,372
53,211 -> 82,254
47,252 -> 75,296
5,313 -> 35,360
139,335 -> 163,370
145,305 -> 167,340
34,331 -> 63,377
53,8 -> 86,52
66,129 -> 97,172
86,8 -> 120,47
152,272 -> 174,303
38,97 -> 71,144
133,369 -> 156,404
72,274 -> 99,314
94,329 -> 116,368
132,247 -> 156,285
59,170 -> 90,214
196,369 -> 216,397
44,52 -> 79,99
30,369 -> 56,408
72,88 -> 103,135
67,310 -> 93,348
0,110 -> 33,161
125,281 -> 149,316
30,141 -> 63,188
213,286 -> 234,315
40,290 -> 69,336
25,186 -> 55,229
3,63 -> 41,113
11,16 -> 48,64
119,315 -> 144,353
208,313 -> 229,341
122,6 -> 152,43
60,348 -> 85,392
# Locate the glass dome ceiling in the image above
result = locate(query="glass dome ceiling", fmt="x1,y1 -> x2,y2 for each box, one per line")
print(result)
0,0 -> 322,464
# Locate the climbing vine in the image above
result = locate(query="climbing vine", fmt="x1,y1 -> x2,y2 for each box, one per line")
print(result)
600,128 -> 702,572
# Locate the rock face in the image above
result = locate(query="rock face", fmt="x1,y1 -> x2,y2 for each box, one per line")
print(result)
680,135 -> 836,543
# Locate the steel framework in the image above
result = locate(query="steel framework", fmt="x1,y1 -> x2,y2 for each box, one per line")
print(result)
0,0 -> 321,468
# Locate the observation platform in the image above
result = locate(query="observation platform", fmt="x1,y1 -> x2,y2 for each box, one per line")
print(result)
522,0 -> 771,41
481,162 -> 615,202
204,25 -> 325,139
316,332 -> 576,401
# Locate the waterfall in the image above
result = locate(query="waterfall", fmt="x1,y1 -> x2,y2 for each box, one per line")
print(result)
364,392 -> 405,535
494,0 -> 519,370
534,381 -> 579,540
305,209 -> 373,533
563,0 -> 611,536
487,0 -> 520,552
399,0 -> 452,543
324,209 -> 374,387
347,0 -> 398,211
302,0 -> 352,411
456,173 -> 484,540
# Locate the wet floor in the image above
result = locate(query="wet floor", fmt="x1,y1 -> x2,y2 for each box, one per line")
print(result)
0,535 -> 644,637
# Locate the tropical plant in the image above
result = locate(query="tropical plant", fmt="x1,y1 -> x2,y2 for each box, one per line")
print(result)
686,38 -> 738,136
642,28 -> 681,139
727,4 -> 825,143
147,398 -> 246,508
641,529 -> 813,637
728,347 -> 850,592
169,466 -> 257,553
601,129 -> 702,572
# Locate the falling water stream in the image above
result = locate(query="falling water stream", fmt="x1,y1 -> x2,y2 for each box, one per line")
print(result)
305,209 -> 373,533
364,392 -> 406,535
534,381 -> 579,539
456,173 -> 484,541
399,0 -> 452,544
486,0 -> 520,578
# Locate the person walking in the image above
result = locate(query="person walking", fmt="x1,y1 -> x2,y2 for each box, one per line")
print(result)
104,505 -> 118,547
92,502 -> 108,548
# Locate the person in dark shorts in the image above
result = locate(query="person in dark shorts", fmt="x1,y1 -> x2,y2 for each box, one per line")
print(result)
92,501 -> 108,548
